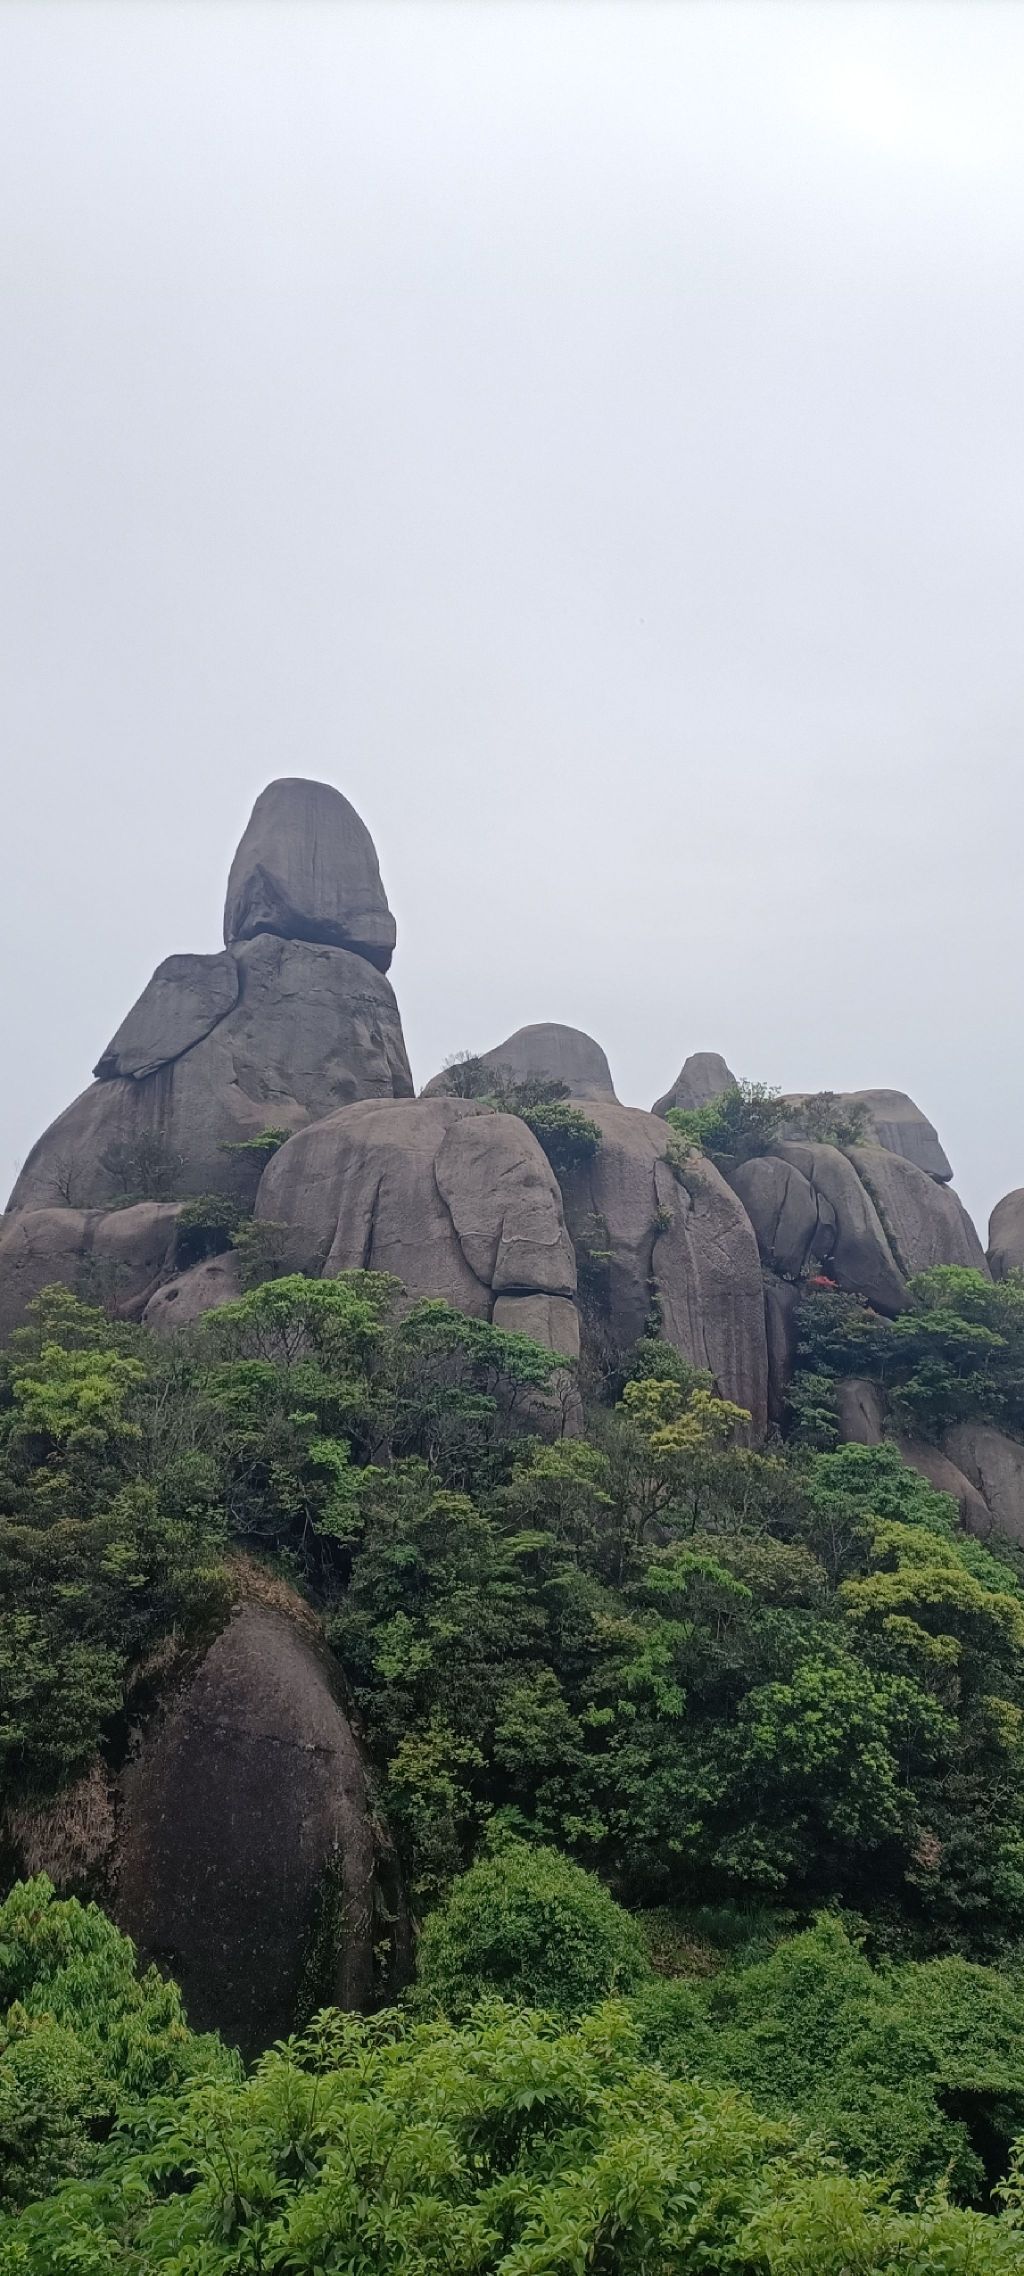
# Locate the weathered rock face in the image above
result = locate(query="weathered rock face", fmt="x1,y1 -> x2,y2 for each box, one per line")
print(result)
256,1097 -> 580,1360
9,936 -> 413,1212
988,1190 -> 1024,1282
781,1089 -> 952,1182
836,1377 -> 886,1446
727,1155 -> 835,1283
557,1101 -> 768,1434
114,1602 -> 395,2055
0,1203 -> 182,1339
223,777 -> 397,971
942,1425 -> 1024,1546
772,1142 -> 908,1315
897,1438 -> 993,1537
95,952 -> 240,1081
848,1146 -> 988,1280
142,1250 -> 244,1335
423,1023 -> 616,1103
652,1051 -> 735,1119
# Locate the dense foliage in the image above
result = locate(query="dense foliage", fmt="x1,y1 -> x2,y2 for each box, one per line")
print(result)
7,1258 -> 1024,2259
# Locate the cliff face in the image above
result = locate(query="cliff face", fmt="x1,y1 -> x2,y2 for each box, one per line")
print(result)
0,771 -> 1012,1496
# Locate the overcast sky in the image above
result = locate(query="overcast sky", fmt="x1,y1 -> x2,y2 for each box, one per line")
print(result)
2,1 -> 1023,1231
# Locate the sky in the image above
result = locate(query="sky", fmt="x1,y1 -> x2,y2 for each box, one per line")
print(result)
2,0 -> 1023,1234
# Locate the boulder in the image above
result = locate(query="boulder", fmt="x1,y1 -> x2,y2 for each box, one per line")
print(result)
774,1142 -> 907,1314
142,1250 -> 244,1334
782,1089 -> 952,1182
256,1097 -> 580,1359
557,1101 -> 767,1434
727,1154 -> 835,1281
223,777 -> 397,971
113,1599 -> 397,2054
836,1377 -> 886,1446
942,1424 -> 1024,1546
847,1146 -> 988,1280
652,1051 -> 736,1120
423,1022 -> 616,1103
94,951 -> 239,1080
896,1437 -> 992,1537
8,936 -> 413,1212
0,1202 -> 182,1339
988,1190 -> 1024,1281
763,1272 -> 802,1430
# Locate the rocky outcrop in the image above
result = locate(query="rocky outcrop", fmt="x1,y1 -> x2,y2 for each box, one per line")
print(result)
988,1190 -> 1024,1281
423,1023 -> 616,1103
223,777 -> 397,971
94,952 -> 240,1081
847,1091 -> 952,1182
836,1377 -> 886,1445
942,1425 -> 1024,1547
142,1250 -> 244,1334
10,935 -> 413,1214
897,1438 -> 992,1536
771,1142 -> 908,1313
652,1051 -> 735,1119
848,1146 -> 988,1280
727,1155 -> 835,1283
256,1097 -> 580,1359
557,1102 -> 767,1433
113,1599 -> 400,2054
0,1202 -> 183,1339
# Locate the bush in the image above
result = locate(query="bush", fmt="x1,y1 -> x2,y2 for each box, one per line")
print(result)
666,1081 -> 785,1165
98,1133 -> 182,1205
519,1099 -> 601,1178
414,1839 -> 651,2017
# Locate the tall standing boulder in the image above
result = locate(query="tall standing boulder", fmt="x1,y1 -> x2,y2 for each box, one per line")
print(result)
556,1101 -> 767,1434
652,1051 -> 736,1119
223,776 -> 397,970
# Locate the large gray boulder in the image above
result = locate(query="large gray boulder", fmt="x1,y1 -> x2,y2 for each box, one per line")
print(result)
988,1190 -> 1024,1281
423,1023 -> 616,1103
223,777 -> 397,971
942,1424 -> 1024,1546
556,1101 -> 768,1434
773,1142 -> 908,1314
896,1437 -> 992,1537
9,936 -> 413,1212
727,1154 -> 835,1282
256,1096 -> 580,1360
848,1146 -> 988,1280
652,1051 -> 736,1120
0,1202 -> 182,1338
142,1249 -> 244,1334
113,1599 -> 398,2053
836,1377 -> 886,1446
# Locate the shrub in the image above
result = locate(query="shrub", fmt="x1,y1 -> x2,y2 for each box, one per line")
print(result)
98,1132 -> 182,1204
519,1099 -> 601,1178
414,1839 -> 651,2017
666,1081 -> 785,1165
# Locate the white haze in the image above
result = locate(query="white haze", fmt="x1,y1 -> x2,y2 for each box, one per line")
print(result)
2,1 -> 1023,1232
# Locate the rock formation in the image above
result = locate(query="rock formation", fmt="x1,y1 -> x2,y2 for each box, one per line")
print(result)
423,1022 -> 616,1103
8,782 -> 413,1214
9,1583 -> 406,2056
556,1100 -> 768,1433
255,1096 -> 580,1359
988,1189 -> 1024,1280
652,1050 -> 736,1119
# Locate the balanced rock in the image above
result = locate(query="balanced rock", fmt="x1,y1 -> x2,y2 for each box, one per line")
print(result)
256,1096 -> 580,1360
988,1190 -> 1024,1281
652,1051 -> 736,1119
423,1022 -> 616,1103
223,777 -> 397,970
555,1100 -> 768,1434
